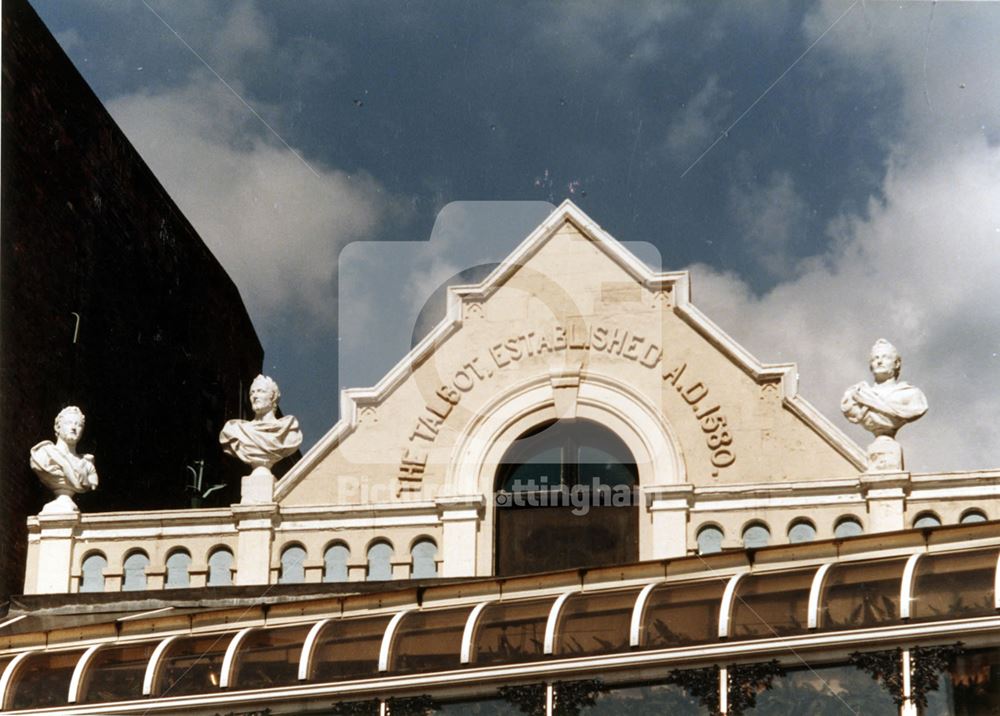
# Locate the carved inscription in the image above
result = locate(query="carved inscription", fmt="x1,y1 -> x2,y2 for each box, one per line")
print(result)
395,322 -> 738,494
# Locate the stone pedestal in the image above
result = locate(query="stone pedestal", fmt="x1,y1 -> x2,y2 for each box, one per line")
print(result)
241,465 -> 276,504
437,496 -> 484,577
861,472 -> 910,533
233,503 -> 277,585
33,512 -> 80,594
866,435 -> 904,473
645,484 -> 693,559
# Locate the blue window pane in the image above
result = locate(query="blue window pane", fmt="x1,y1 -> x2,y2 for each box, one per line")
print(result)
122,552 -> 149,591
80,553 -> 107,593
367,542 -> 393,581
208,549 -> 233,586
834,518 -> 863,538
165,551 -> 191,588
743,524 -> 770,549
411,540 -> 438,579
697,526 -> 723,555
788,521 -> 816,544
279,546 -> 306,584
324,543 -> 350,582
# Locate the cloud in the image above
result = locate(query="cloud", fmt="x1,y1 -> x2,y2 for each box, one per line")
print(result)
665,75 -> 731,157
107,75 -> 394,326
689,142 -> 1000,472
729,171 -> 808,277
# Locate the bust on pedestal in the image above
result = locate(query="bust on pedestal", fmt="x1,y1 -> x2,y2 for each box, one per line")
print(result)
841,339 -> 928,472
30,406 -> 99,514
220,375 -> 302,504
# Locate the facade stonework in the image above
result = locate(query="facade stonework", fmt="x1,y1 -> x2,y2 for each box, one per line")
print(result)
20,202 -> 1000,595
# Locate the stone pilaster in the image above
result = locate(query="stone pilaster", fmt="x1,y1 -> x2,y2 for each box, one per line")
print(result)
436,496 -> 485,578
232,503 -> 277,585
645,484 -> 693,559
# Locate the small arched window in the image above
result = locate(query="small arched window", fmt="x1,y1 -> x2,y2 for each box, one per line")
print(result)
122,552 -> 149,591
742,523 -> 770,549
834,517 -> 864,539
367,541 -> 393,581
323,543 -> 350,582
411,539 -> 438,579
80,553 -> 107,593
697,525 -> 724,555
279,545 -> 307,584
914,512 -> 942,529
961,509 -> 987,524
207,548 -> 234,586
787,520 -> 816,544
165,550 -> 191,589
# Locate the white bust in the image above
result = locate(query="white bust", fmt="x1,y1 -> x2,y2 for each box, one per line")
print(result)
30,406 -> 99,514
841,339 -> 928,471
220,375 -> 302,502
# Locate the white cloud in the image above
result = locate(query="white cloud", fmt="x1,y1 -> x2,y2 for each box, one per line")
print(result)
729,171 -> 808,276
665,75 -> 731,157
690,142 -> 1000,472
107,74 -> 393,325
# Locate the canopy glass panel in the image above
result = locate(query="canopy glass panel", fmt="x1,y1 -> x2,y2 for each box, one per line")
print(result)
4,649 -> 84,710
730,568 -> 814,639
818,557 -> 907,630
152,633 -> 232,697
78,641 -> 156,704
231,624 -> 312,690
639,579 -> 727,649
470,597 -> 555,666
389,606 -> 473,674
910,548 -> 997,622
309,614 -> 393,683
555,588 -> 640,656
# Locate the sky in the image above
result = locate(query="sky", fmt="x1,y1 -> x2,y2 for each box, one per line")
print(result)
28,0 -> 1000,474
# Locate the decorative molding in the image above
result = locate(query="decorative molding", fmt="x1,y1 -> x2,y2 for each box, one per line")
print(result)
849,648 -> 904,707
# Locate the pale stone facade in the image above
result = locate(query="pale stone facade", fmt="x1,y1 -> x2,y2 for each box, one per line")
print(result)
22,202 -> 1000,594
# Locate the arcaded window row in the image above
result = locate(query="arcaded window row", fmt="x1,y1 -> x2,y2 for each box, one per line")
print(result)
696,508 -> 988,554
78,538 -> 439,592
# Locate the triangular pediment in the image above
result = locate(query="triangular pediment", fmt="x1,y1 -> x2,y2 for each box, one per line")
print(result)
277,201 -> 865,506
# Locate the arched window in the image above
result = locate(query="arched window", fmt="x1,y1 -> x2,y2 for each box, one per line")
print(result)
80,553 -> 107,593
494,419 -> 638,576
742,523 -> 770,549
697,525 -> 724,555
279,545 -> 307,584
165,550 -> 191,589
914,512 -> 942,529
411,539 -> 438,579
207,548 -> 234,586
122,551 -> 149,591
787,519 -> 816,544
961,509 -> 987,524
367,541 -> 393,581
323,543 -> 350,582
834,516 -> 864,539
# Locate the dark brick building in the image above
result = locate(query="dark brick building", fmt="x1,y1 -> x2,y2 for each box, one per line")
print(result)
1,0 -> 265,603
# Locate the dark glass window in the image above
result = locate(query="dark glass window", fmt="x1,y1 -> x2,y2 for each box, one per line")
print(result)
580,681 -> 709,714
746,663 -> 896,713
389,607 -> 474,673
925,646 -> 1000,714
555,588 -> 640,656
730,569 -> 814,639
231,624 -> 311,690
4,649 -> 84,710
151,634 -> 231,696
494,419 -> 638,576
470,597 -> 555,666
640,579 -> 727,648
78,642 -> 156,704
819,557 -> 907,630
910,548 -> 997,622
308,614 -> 393,682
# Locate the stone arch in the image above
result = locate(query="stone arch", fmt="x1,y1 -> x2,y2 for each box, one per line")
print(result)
446,371 -> 685,573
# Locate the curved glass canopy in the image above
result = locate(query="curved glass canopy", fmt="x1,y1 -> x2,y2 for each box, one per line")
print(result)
2,547 -> 998,711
